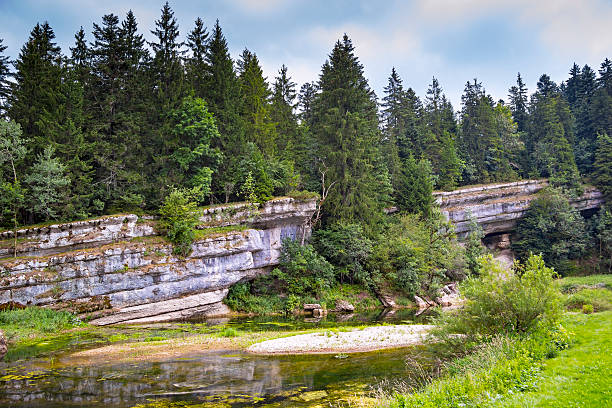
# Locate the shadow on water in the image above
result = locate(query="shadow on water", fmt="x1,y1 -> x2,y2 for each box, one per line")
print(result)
0,308 -> 439,407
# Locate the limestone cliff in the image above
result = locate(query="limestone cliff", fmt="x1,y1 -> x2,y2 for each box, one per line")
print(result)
435,179 -> 603,237
0,197 -> 316,325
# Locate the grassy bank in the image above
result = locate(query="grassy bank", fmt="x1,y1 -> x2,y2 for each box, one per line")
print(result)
378,274 -> 612,407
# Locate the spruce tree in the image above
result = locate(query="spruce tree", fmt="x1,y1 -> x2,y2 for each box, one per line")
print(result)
25,146 -> 70,221
205,20 -> 245,200
0,38 -> 11,114
186,17 -> 209,96
271,64 -> 298,154
527,78 -> 580,189
238,49 -> 277,157
312,35 -> 391,227
593,133 -> 612,202
9,22 -> 62,160
508,73 -> 528,132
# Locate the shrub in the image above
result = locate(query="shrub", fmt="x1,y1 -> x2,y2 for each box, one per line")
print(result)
582,304 -> 594,314
158,188 -> 201,256
439,253 -> 561,338
274,238 -> 335,297
312,223 -> 373,284
513,188 -> 590,275
368,212 -> 464,298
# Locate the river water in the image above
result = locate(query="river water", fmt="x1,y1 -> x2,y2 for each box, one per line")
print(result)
0,309 -> 436,407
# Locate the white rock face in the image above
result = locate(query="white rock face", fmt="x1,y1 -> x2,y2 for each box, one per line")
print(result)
435,179 -> 603,237
0,198 -> 316,324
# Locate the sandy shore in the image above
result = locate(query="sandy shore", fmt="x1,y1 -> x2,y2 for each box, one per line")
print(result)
247,324 -> 434,354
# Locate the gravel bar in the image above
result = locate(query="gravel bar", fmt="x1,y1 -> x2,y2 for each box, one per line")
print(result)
246,324 -> 434,354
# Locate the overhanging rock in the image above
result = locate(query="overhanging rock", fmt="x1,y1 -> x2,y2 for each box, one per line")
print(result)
0,197 -> 316,324
434,179 -> 603,237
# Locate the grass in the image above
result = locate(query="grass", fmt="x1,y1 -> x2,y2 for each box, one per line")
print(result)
557,274 -> 612,312
494,311 -> 612,407
193,225 -> 249,240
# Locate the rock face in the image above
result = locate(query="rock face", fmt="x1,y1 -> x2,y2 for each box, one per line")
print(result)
435,179 -> 603,238
0,197 -> 316,325
0,329 -> 6,361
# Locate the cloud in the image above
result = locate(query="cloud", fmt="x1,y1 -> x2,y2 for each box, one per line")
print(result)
413,0 -> 612,60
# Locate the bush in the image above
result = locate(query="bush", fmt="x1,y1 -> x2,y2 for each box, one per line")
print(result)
439,253 -> 561,338
368,212 -> 464,298
582,304 -> 594,314
158,188 -> 201,256
312,223 -> 373,284
273,238 -> 335,297
513,188 -> 590,275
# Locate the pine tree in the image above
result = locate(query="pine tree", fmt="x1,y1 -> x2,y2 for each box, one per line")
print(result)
598,58 -> 612,94
149,2 -> 185,107
423,77 -> 461,188
271,64 -> 298,153
238,48 -> 277,157
25,146 -> 70,221
508,73 -> 528,132
205,20 -> 245,200
395,155 -> 435,218
9,22 -> 62,160
312,35 -> 391,227
298,81 -> 318,126
527,79 -> 580,189
186,17 -> 209,96
0,38 -> 11,114
593,133 -> 612,202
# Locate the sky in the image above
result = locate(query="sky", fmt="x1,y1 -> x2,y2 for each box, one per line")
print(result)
1,0 -> 612,108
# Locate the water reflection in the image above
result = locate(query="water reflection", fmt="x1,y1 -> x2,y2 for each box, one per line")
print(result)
1,348 -> 429,407
0,309 -> 436,407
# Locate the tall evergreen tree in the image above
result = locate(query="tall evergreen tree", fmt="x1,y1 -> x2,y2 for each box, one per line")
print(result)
298,81 -> 318,126
508,73 -> 528,132
238,49 -> 276,157
9,22 -> 62,160
593,133 -> 612,202
423,77 -> 461,188
0,38 -> 11,115
271,64 -> 298,153
312,35 -> 391,227
185,17 -> 209,96
205,20 -> 245,200
527,75 -> 580,188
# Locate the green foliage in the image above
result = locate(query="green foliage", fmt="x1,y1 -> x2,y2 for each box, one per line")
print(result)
582,304 -> 594,314
312,223 -> 373,284
312,35 -> 390,227
0,306 -> 82,340
593,133 -> 612,202
439,254 -> 561,338
273,238 -> 335,297
158,188 -> 201,256
464,216 -> 486,276
368,212 -> 463,297
513,188 -> 590,275
594,206 -> 612,273
24,146 -> 69,221
395,155 -> 435,218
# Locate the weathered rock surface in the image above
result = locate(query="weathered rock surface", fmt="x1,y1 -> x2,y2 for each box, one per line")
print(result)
0,329 -> 6,361
435,179 -> 603,237
0,197 -> 316,324
333,300 -> 355,313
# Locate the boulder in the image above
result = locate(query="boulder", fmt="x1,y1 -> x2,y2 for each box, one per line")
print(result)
0,329 -> 7,361
414,295 -> 429,309
333,300 -> 355,313
435,283 -> 461,306
303,303 -> 322,311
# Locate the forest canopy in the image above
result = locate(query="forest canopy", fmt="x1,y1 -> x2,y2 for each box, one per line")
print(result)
0,2 -> 610,230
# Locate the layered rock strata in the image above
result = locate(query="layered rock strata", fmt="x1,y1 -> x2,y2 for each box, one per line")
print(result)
435,179 -> 603,237
0,197 -> 316,325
